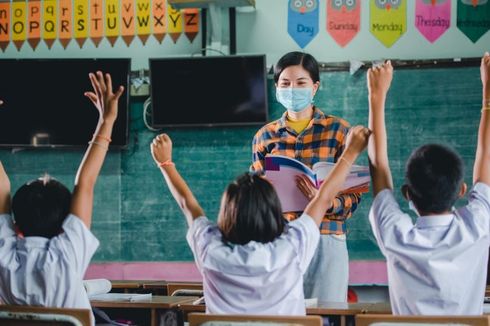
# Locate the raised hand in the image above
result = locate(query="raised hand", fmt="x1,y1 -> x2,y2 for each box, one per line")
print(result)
367,61 -> 393,100
84,71 -> 124,123
345,125 -> 371,155
151,134 -> 173,166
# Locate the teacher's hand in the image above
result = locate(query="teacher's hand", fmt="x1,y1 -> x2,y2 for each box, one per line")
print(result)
296,174 -> 318,201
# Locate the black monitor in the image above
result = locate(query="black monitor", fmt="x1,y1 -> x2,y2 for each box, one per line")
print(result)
150,55 -> 268,128
0,58 -> 130,148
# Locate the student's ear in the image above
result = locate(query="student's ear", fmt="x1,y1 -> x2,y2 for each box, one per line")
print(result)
401,184 -> 410,201
459,182 -> 467,198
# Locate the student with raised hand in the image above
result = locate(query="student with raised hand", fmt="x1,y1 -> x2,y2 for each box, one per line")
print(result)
150,126 -> 370,315
0,72 -> 124,324
367,55 -> 490,315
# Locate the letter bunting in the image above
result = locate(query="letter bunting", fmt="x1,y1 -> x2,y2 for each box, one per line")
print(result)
0,0 -> 199,51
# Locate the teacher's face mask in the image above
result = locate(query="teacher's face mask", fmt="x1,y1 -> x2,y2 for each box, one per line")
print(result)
276,87 -> 313,113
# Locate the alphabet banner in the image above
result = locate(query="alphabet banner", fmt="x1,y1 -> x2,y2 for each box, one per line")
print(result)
0,0 -> 9,51
12,0 -> 26,50
121,0 -> 135,46
74,0 -> 88,48
43,0 -> 57,49
59,0 -> 72,48
370,0 -> 407,48
457,0 -> 490,43
90,0 -> 104,47
105,0 -> 119,46
27,0 -> 40,50
288,0 -> 319,48
415,0 -> 451,43
136,0 -> 151,45
326,0 -> 360,47
153,0 -> 166,43
183,8 -> 199,43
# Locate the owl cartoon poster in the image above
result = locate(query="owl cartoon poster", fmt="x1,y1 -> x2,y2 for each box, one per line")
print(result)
327,0 -> 360,47
288,0 -> 319,48
457,0 -> 490,43
415,0 -> 450,43
370,0 -> 407,48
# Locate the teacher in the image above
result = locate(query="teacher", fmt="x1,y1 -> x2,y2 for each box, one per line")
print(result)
251,51 -> 361,302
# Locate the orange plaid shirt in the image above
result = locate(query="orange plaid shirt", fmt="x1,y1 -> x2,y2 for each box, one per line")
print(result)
251,107 -> 361,235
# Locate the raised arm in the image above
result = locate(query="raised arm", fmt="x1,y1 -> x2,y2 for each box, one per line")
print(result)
367,61 -> 394,196
0,161 -> 10,214
70,72 -> 124,228
473,53 -> 490,186
151,134 -> 204,227
304,126 -> 370,226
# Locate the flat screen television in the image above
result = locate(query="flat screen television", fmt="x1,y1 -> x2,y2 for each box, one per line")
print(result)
0,58 -> 130,148
150,55 -> 268,128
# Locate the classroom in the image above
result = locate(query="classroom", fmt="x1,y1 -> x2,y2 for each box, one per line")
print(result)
1,0 -> 490,325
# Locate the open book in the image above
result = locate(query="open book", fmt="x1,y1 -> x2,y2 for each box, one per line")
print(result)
264,154 -> 370,213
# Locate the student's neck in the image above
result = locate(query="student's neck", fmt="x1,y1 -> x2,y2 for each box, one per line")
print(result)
418,210 -> 452,216
287,105 -> 314,121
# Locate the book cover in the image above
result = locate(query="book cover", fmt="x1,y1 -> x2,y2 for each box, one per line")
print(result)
264,154 -> 370,213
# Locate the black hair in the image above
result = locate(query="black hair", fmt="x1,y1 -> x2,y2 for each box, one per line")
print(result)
218,173 -> 287,245
12,177 -> 72,238
405,144 -> 464,214
274,51 -> 320,84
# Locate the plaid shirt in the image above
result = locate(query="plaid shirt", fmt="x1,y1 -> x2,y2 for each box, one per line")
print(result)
251,107 -> 361,235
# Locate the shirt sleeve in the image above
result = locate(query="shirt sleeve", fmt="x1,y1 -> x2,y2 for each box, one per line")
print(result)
0,214 -> 15,238
250,130 -> 267,174
50,214 -> 99,277
463,182 -> 490,233
369,189 -> 413,256
325,192 -> 362,220
285,213 -> 320,273
186,216 -> 219,271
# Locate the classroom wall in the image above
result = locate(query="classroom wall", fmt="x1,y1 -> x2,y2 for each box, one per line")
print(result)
1,0 -> 489,280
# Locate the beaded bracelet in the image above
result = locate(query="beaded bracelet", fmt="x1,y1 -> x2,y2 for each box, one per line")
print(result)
93,134 -> 112,142
89,140 -> 109,150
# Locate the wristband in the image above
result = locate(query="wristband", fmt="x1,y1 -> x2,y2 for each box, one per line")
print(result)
158,160 -> 175,168
93,134 -> 112,142
339,156 -> 352,166
88,140 -> 109,150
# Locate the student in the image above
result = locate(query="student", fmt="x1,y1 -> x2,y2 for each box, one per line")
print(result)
150,126 -> 370,314
367,54 -> 490,315
0,72 -> 124,322
251,51 -> 362,302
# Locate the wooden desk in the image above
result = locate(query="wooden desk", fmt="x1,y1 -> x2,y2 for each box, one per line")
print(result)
142,281 -> 169,295
306,302 -> 392,326
91,295 -> 199,326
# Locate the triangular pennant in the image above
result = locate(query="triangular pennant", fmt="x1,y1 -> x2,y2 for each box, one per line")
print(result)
90,0 -> 104,47
457,0 -> 490,43
167,4 -> 182,43
370,0 -> 407,48
287,0 -> 319,48
43,0 -> 57,49
58,0 -> 72,49
121,0 -> 135,46
415,0 -> 451,43
183,8 -> 199,43
74,0 -> 89,48
12,0 -> 27,51
153,0 -> 166,43
326,0 -> 360,47
27,0 -> 41,50
0,0 -> 9,51
105,0 -> 120,46
136,0 -> 151,45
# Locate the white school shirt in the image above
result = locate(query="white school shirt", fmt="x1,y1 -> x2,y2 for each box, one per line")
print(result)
0,214 -> 99,322
369,183 -> 490,315
187,213 -> 320,315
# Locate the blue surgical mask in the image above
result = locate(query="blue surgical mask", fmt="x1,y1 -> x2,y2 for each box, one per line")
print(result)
276,87 -> 313,113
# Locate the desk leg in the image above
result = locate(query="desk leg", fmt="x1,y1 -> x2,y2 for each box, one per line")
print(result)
151,308 -> 157,326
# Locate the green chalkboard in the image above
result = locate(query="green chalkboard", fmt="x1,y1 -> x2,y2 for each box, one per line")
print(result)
0,59 -> 482,261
